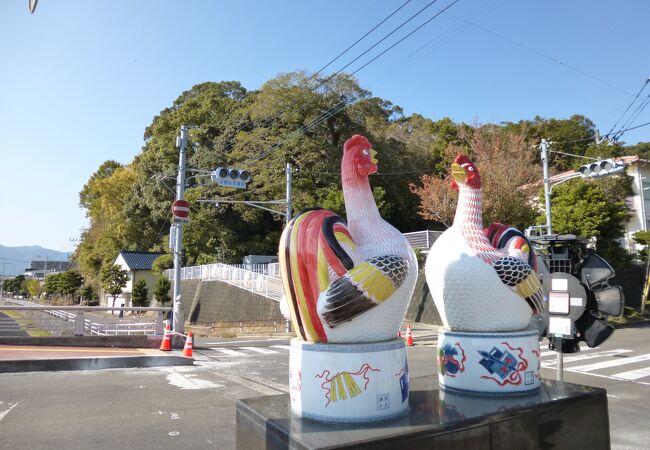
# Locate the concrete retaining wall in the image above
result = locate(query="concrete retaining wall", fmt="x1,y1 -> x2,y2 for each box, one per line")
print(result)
185,279 -> 284,324
182,271 -> 444,326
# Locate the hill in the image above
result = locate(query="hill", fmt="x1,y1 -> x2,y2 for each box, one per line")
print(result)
0,245 -> 71,277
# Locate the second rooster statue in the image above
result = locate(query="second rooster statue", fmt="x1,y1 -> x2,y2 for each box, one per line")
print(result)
280,135 -> 417,422
425,154 -> 543,395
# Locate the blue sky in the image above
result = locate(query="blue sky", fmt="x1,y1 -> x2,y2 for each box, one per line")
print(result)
0,0 -> 648,251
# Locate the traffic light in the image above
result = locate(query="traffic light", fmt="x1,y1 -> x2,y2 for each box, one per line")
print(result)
574,253 -> 625,348
211,167 -> 251,189
578,159 -> 625,178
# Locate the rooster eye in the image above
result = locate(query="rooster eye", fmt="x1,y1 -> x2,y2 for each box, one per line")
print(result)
362,149 -> 369,156
467,166 -> 475,172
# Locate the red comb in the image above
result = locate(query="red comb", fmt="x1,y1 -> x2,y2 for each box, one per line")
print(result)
454,154 -> 473,165
344,135 -> 371,153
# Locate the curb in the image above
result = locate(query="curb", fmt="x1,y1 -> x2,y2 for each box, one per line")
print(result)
0,355 -> 193,374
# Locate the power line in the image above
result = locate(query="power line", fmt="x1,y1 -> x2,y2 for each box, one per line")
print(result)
605,77 -> 650,138
239,0 -> 463,166
613,92 -> 650,141
427,3 -> 635,98
199,0 -> 416,163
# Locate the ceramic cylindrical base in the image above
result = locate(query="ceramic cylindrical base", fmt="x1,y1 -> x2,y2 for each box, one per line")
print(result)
437,328 -> 540,395
289,338 -> 409,422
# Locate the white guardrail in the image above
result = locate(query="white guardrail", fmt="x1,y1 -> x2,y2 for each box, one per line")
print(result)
166,263 -> 284,301
1,299 -> 170,336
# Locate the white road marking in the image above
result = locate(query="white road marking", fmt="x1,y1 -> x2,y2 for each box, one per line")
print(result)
203,338 -> 285,345
164,369 -> 224,390
209,348 -> 248,356
0,402 -> 19,422
568,353 -> 650,372
541,349 -> 632,367
240,347 -> 278,355
611,366 -> 650,381
210,371 -> 285,395
270,345 -> 292,350
539,347 -> 599,358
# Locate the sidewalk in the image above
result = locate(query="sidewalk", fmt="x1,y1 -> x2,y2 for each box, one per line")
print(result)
0,345 -> 193,373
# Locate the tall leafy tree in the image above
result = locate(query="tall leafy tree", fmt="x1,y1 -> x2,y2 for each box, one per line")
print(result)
411,125 -> 539,230
100,264 -> 128,305
545,175 -> 633,265
154,276 -> 171,307
131,279 -> 149,308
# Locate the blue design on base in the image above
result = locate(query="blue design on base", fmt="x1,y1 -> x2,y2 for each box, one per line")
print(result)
478,347 -> 519,380
399,359 -> 409,403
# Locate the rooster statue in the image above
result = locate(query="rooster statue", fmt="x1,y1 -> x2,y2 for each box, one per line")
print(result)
279,135 -> 418,343
425,154 -> 545,332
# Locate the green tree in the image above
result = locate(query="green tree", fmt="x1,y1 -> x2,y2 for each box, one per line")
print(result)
59,271 -> 83,299
151,254 -> 173,275
411,125 -> 539,230
131,279 -> 149,309
79,285 -> 95,306
25,278 -> 42,299
153,276 -> 171,307
100,264 -> 129,305
545,175 -> 633,265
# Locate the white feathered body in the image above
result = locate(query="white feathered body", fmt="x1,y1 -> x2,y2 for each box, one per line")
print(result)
425,184 -> 533,332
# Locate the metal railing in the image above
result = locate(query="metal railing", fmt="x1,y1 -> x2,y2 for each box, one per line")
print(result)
1,299 -> 171,336
166,263 -> 283,301
402,230 -> 443,251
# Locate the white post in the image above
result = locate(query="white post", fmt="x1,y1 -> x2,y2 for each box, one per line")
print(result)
540,139 -> 553,235
172,125 -> 189,337
286,162 -> 292,225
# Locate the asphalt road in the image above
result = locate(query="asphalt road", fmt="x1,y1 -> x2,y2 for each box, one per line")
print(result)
1,327 -> 650,449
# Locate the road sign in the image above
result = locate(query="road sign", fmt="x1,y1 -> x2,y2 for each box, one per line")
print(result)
172,200 -> 190,218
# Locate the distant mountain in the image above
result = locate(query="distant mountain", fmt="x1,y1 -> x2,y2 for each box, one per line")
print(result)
0,245 -> 71,277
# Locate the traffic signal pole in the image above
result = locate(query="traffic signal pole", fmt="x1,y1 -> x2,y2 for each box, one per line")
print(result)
172,125 -> 189,337
540,138 -> 564,381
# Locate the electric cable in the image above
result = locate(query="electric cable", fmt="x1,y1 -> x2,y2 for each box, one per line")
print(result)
199,0 -> 416,162
605,78 -> 649,138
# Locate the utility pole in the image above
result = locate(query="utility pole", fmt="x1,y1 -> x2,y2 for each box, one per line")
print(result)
540,138 -> 564,381
285,162 -> 292,225
172,125 -> 189,336
0,262 -> 9,299
540,139 -> 553,235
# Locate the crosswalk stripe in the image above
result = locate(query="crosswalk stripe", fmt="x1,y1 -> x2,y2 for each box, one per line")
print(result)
611,366 -> 650,381
240,347 -> 278,355
269,345 -> 292,350
568,353 -> 650,373
541,349 -> 632,367
209,348 -> 248,356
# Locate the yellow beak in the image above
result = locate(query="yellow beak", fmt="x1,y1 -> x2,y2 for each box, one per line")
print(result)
451,163 -> 466,183
370,148 -> 378,164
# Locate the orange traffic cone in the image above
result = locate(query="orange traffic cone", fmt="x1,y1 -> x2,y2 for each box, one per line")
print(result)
182,331 -> 194,358
160,324 -> 172,351
405,325 -> 414,346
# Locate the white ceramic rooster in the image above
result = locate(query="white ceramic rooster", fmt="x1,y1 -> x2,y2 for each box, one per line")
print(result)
425,154 -> 544,332
279,135 -> 418,343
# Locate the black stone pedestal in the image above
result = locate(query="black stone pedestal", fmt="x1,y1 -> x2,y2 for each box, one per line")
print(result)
236,377 -> 610,450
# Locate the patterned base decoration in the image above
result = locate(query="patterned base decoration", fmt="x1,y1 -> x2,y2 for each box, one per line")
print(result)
289,338 -> 409,422
437,329 -> 540,395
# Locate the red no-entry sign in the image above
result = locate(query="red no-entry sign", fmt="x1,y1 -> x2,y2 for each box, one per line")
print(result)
172,200 -> 190,218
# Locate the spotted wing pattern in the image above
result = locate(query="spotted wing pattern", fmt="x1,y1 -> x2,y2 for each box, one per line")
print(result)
493,256 -> 544,314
